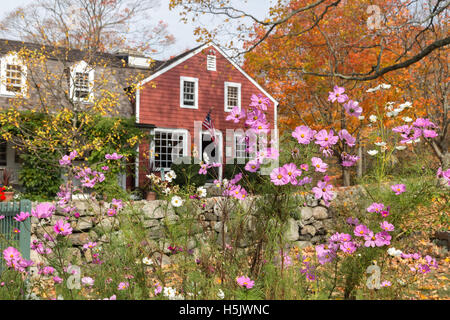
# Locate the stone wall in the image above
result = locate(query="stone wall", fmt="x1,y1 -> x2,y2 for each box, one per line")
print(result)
30,195 -> 336,265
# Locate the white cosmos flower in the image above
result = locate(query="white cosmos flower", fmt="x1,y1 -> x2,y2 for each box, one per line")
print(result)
171,196 -> 184,207
217,289 -> 225,299
374,142 -> 386,147
358,115 -> 365,120
162,187 -> 171,195
197,186 -> 207,198
367,150 -> 379,156
402,117 -> 413,123
413,138 -> 420,143
367,83 -> 391,92
142,257 -> 153,265
380,83 -> 391,89
398,101 -> 412,109
387,247 -> 402,257
369,115 -> 377,123
395,146 -> 407,150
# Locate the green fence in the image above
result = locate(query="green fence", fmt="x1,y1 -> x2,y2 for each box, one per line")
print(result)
0,200 -> 32,273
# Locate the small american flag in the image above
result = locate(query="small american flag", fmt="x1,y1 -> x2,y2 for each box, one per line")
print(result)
202,109 -> 217,145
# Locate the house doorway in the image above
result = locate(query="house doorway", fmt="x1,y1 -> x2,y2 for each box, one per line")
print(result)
200,131 -> 222,181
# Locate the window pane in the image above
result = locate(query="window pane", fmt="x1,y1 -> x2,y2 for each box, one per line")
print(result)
0,140 -> 6,166
74,72 -> 90,98
6,64 -> 22,93
227,86 -> 238,108
183,81 -> 195,106
153,130 -> 186,170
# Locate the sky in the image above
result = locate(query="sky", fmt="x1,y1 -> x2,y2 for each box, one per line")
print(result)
0,0 -> 274,60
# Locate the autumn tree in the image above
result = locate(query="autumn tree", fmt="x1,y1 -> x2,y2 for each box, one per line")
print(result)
0,0 -> 174,196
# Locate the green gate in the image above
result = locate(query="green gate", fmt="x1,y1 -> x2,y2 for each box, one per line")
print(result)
0,200 -> 32,273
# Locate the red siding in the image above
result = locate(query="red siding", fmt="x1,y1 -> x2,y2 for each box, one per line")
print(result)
136,45 -> 275,187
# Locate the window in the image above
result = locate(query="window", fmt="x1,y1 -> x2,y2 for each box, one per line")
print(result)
0,140 -> 6,166
224,82 -> 241,112
234,133 -> 250,163
180,76 -> 198,109
70,61 -> 94,102
0,53 -> 27,96
152,129 -> 188,170
207,55 -> 216,71
74,72 -> 90,99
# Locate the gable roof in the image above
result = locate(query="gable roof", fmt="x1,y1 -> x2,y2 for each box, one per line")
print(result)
137,42 -> 278,106
0,38 -> 162,70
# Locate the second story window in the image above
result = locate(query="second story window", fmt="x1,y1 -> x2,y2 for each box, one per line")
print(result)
0,53 -> 27,97
70,61 -> 94,102
224,82 -> 241,112
74,72 -> 90,99
6,64 -> 23,93
180,76 -> 198,109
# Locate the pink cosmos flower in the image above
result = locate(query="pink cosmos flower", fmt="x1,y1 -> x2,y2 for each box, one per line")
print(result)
245,109 -> 266,127
282,163 -> 302,184
154,283 -> 162,295
251,121 -> 271,134
245,159 -> 260,172
38,266 -> 55,275
270,167 -> 290,186
314,129 -> 339,148
341,153 -> 359,167
83,242 -> 97,250
59,155 -> 72,166
118,282 -> 129,290
381,281 -> 392,287
423,129 -> 438,138
230,173 -> 243,185
363,231 -> 377,247
391,184 -> 406,195
311,157 -> 328,173
343,100 -> 362,117
300,164 -> 309,171
14,211 -> 30,222
437,167 -> 450,185
3,246 -> 21,263
292,125 -> 316,144
367,202 -> 385,213
346,217 -> 359,226
328,85 -> 348,103
380,206 -> 391,218
311,180 -> 334,206
53,219 -> 73,236
399,127 -> 422,144
250,94 -> 270,110
53,276 -> 63,284
412,118 -> 436,128
31,202 -> 55,219
339,233 -> 352,242
105,153 -> 123,160
236,276 -> 255,289
226,106 -> 246,123
375,231 -> 391,246
101,166 -> 109,171
354,224 -> 370,237
338,129 -> 356,147
340,241 -> 357,254
316,244 -> 336,265
111,198 -> 123,210
392,125 -> 410,135
199,163 -> 209,175
107,208 -> 117,217
380,221 -> 394,232
296,176 -> 312,186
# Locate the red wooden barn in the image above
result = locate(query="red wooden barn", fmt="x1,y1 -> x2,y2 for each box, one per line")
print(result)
132,43 -> 278,188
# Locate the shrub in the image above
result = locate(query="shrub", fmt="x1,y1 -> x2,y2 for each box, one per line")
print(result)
171,157 -> 207,188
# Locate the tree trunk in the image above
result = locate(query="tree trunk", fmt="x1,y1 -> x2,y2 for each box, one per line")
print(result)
343,167 -> 351,186
357,144 -> 363,178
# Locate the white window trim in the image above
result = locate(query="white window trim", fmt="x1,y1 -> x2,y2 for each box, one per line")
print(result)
150,128 -> 189,171
224,82 -> 241,112
0,53 -> 27,97
69,60 -> 95,103
180,76 -> 198,109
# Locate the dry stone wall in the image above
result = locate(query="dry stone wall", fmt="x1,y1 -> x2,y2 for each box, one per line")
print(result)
30,194 -> 338,265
